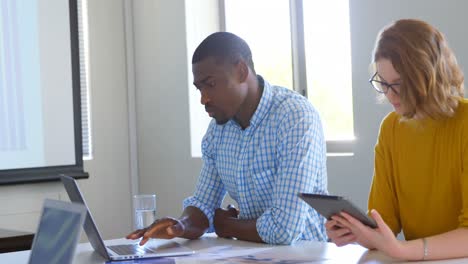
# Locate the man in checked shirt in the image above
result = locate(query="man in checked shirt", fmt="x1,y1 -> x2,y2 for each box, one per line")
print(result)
127,32 -> 328,245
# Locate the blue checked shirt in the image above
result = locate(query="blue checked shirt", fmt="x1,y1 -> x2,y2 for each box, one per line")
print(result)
184,76 -> 328,244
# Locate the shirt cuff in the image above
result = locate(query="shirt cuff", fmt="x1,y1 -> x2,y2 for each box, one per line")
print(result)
256,208 -> 300,245
183,196 -> 216,233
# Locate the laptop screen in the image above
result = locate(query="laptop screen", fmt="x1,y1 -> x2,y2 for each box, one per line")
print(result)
28,199 -> 86,264
59,174 -> 195,261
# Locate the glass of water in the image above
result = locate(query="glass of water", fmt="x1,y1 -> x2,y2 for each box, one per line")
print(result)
133,194 -> 156,230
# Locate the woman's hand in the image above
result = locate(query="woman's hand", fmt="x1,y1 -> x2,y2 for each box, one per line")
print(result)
325,218 -> 356,246
332,209 -> 405,259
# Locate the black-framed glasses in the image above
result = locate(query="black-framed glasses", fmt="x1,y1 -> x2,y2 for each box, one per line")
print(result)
369,72 -> 400,95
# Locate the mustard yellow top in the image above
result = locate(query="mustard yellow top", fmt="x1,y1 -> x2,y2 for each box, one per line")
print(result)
369,99 -> 468,240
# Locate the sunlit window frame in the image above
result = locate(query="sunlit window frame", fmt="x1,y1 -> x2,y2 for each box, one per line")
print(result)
220,0 -> 354,154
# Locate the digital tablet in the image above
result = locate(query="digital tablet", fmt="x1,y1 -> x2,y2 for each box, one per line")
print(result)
298,193 -> 377,228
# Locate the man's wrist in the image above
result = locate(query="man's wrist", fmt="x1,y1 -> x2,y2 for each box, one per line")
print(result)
178,216 -> 189,237
222,216 -> 236,238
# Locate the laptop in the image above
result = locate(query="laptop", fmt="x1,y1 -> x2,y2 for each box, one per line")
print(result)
28,199 -> 87,264
60,175 -> 195,261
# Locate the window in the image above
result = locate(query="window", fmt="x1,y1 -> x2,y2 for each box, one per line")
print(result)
77,0 -> 92,159
223,0 -> 354,152
223,0 -> 293,89
302,0 -> 354,141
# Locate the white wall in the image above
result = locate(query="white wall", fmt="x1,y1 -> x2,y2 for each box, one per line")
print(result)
0,0 -> 133,241
132,0 -> 201,218
81,0 -> 133,239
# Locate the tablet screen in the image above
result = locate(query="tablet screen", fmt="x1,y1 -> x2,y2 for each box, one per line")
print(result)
298,193 -> 377,228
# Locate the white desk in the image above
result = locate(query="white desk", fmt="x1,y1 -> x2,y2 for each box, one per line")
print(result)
1,234 -> 467,263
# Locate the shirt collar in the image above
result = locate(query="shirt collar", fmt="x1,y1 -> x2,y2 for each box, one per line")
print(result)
244,75 -> 273,130
226,75 -> 272,130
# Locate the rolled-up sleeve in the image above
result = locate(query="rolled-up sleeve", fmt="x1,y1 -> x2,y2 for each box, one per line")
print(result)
183,121 -> 226,232
256,107 -> 328,244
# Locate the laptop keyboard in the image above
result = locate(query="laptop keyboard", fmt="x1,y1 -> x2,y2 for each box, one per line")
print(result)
107,244 -> 155,255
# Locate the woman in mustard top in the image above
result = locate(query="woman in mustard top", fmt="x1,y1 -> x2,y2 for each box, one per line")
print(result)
326,19 -> 468,261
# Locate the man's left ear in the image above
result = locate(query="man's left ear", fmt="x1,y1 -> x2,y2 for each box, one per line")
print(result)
237,60 -> 249,83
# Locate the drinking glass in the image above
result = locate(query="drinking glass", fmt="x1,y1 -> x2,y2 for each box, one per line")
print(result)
133,194 -> 156,230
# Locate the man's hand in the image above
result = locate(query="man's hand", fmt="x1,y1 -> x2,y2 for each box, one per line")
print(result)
214,204 -> 239,238
126,217 -> 185,246
126,206 -> 209,245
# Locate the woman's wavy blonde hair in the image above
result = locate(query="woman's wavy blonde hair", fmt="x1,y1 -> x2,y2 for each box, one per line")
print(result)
372,19 -> 464,119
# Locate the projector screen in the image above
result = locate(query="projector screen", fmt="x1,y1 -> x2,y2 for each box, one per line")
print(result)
0,0 -> 88,184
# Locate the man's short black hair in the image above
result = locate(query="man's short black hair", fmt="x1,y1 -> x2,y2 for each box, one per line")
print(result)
192,32 -> 255,74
